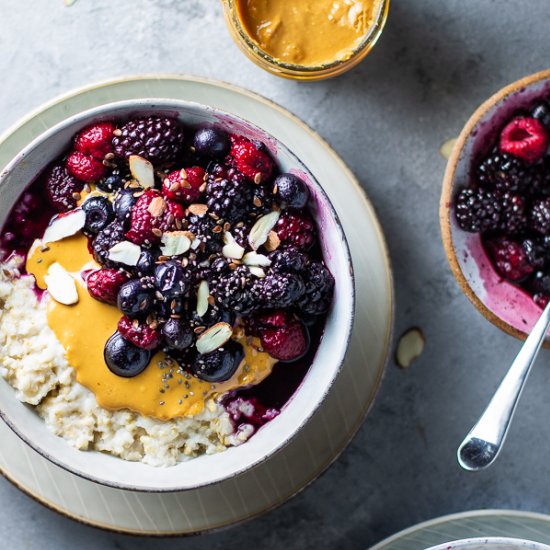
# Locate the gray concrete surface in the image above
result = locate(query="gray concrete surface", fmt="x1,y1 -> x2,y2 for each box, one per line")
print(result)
1,0 -> 550,548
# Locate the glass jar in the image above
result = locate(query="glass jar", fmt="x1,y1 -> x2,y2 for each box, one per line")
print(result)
221,0 -> 390,81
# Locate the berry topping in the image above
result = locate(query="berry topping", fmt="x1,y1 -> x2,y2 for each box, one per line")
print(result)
298,261 -> 335,316
117,279 -> 156,318
275,212 -> 316,250
193,127 -> 230,159
499,116 -> 549,164
162,166 -> 206,203
273,173 -> 309,209
66,151 -> 106,183
455,188 -> 501,233
191,340 -> 244,383
82,196 -> 114,234
112,116 -> 185,165
44,164 -> 84,212
125,190 -> 166,245
531,197 -> 550,235
161,318 -> 194,350
253,272 -> 305,309
228,135 -> 274,183
91,221 -> 126,267
74,122 -> 115,159
87,268 -> 130,305
104,331 -> 151,378
117,315 -> 161,350
259,318 -> 309,362
205,169 -> 253,222
486,236 -> 535,282
154,260 -> 189,299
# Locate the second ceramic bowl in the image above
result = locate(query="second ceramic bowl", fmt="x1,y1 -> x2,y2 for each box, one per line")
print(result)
0,99 -> 355,492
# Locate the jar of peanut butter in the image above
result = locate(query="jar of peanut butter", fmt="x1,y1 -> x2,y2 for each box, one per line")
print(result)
222,0 -> 389,80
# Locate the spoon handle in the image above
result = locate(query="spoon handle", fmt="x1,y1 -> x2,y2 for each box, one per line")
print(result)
458,301 -> 550,471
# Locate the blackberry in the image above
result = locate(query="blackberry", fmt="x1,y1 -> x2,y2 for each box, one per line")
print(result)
252,273 -> 305,309
498,192 -> 527,234
269,247 -> 308,273
205,171 -> 253,222
523,238 -> 548,269
531,270 -> 550,295
231,222 -> 251,248
190,305 -> 234,331
250,184 -> 274,218
187,213 -> 223,256
211,265 -> 256,315
531,198 -> 550,235
455,188 -> 500,233
112,116 -> 185,165
91,221 -> 126,267
297,261 -> 335,316
44,164 -> 84,212
476,148 -> 531,193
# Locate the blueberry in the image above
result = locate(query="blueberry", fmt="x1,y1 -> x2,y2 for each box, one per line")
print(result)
82,196 -> 114,234
273,174 -> 309,209
136,249 -> 158,275
162,318 -> 194,350
532,101 -> 550,130
114,189 -> 137,227
193,127 -> 230,159
117,279 -> 155,317
104,331 -> 151,377
154,260 -> 189,299
191,341 -> 244,383
96,173 -> 124,193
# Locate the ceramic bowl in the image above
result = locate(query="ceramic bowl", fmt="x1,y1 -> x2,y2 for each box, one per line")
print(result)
441,69 -> 550,341
427,537 -> 550,550
0,99 -> 355,492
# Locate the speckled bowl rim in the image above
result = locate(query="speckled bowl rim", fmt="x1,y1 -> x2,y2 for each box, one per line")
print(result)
0,97 -> 355,493
440,68 -> 550,343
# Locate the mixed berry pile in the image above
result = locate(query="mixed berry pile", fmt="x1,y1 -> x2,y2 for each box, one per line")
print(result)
4,115 -> 334,384
455,99 -> 550,307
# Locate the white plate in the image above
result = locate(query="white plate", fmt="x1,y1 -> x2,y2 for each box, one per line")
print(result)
0,75 -> 393,534
372,510 -> 550,550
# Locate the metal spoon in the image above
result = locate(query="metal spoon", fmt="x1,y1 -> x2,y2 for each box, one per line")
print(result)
457,301 -> 550,471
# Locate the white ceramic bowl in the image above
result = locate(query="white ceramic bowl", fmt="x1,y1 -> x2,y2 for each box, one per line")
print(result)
0,99 -> 355,492
427,537 -> 550,550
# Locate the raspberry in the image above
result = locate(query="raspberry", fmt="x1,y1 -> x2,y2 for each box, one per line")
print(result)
297,261 -> 335,316
455,188 -> 501,233
486,236 -> 534,282
162,199 -> 185,232
499,116 -> 549,164
112,116 -> 185,165
87,268 -> 130,305
125,190 -> 166,245
259,318 -> 309,362
74,122 -> 115,159
118,316 -> 161,350
205,170 -> 253,222
44,164 -> 84,212
228,135 -> 274,183
162,166 -> 206,203
252,273 -> 305,308
66,151 -> 106,183
531,197 -> 550,235
91,221 -> 126,267
247,310 -> 291,334
275,212 -> 316,250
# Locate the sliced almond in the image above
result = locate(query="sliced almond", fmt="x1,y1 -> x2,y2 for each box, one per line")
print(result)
44,263 -> 78,305
222,232 -> 245,260
248,266 -> 266,278
243,251 -> 271,267
188,203 -> 208,217
248,211 -> 280,250
196,280 -> 210,317
439,138 -> 458,160
107,241 -> 141,266
264,231 -> 281,252
160,231 -> 191,256
129,155 -> 155,188
147,196 -> 166,218
396,328 -> 425,368
196,322 -> 233,354
42,209 -> 86,244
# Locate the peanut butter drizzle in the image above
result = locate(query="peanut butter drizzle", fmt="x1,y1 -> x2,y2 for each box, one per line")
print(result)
235,0 -> 381,67
26,232 -> 277,420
